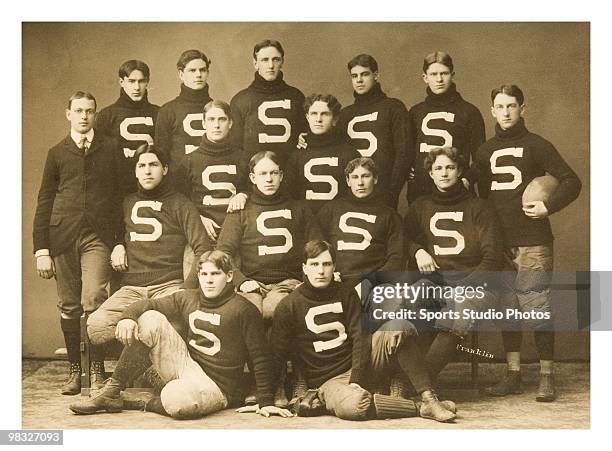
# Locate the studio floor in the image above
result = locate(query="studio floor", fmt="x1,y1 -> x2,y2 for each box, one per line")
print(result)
22,360 -> 589,430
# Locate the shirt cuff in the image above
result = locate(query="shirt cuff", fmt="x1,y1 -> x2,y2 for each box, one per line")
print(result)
35,249 -> 50,257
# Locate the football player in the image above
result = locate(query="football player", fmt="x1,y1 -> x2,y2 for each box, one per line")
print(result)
269,240 -> 456,422
213,151 -> 322,321
230,39 -> 307,166
284,94 -> 360,214
404,146 -> 503,383
182,100 -> 250,273
155,49 -> 212,193
317,157 -> 404,285
472,85 -> 581,402
95,60 -> 160,199
407,51 -> 485,202
86,144 -> 211,380
33,91 -> 120,394
336,54 -> 411,208
70,251 -> 292,420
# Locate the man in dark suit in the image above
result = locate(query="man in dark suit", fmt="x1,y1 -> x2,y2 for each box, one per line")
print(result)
33,91 -> 120,395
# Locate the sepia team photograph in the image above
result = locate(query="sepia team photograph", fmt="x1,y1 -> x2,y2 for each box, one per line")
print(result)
14,8 -> 603,447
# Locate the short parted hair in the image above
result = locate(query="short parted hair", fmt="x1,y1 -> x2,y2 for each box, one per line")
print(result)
249,150 -> 282,173
203,100 -> 232,119
347,54 -> 378,73
422,51 -> 454,73
134,143 -> 169,168
303,240 -> 336,264
177,49 -> 211,71
118,60 -> 150,80
491,84 -> 525,106
424,147 -> 466,173
303,93 -> 342,117
67,91 -> 97,110
253,39 -> 284,59
344,157 -> 379,179
197,250 -> 233,274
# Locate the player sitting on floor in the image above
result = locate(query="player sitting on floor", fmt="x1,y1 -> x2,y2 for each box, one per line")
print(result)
268,240 -> 456,422
70,250 -> 293,420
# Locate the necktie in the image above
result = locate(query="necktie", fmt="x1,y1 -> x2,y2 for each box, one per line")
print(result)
79,136 -> 89,153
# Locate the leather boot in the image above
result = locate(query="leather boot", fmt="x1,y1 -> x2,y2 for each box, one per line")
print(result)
69,378 -> 123,415
418,390 -> 456,422
90,361 -> 106,390
61,362 -> 81,396
535,374 -> 556,402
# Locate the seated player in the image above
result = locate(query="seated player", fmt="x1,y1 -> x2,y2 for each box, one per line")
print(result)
183,100 -> 250,243
472,85 -> 581,401
406,51 -> 485,202
230,39 -> 307,166
70,250 -> 293,420
214,150 -> 321,321
317,157 -> 404,286
86,144 -> 210,376
269,240 -> 456,422
155,49 -> 213,192
404,146 -> 503,382
336,54 -> 411,208
95,59 -> 160,199
284,94 -> 360,214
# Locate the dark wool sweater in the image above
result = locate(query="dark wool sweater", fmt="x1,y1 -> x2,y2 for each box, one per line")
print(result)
284,130 -> 361,214
121,284 -> 274,407
317,191 -> 404,283
182,136 -> 250,226
407,84 -> 485,200
155,84 -> 212,192
118,178 -> 210,287
404,183 -> 503,287
472,119 -> 582,246
95,89 -> 160,198
337,83 -> 411,208
271,279 -> 371,389
230,72 -> 307,165
216,188 -> 322,287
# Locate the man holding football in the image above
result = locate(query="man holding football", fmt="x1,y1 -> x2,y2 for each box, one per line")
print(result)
472,84 -> 582,402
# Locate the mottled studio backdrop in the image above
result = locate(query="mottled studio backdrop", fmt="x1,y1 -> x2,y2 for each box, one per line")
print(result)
22,22 -> 589,358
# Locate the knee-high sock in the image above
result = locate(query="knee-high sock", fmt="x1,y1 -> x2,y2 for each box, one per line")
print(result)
534,330 -> 554,361
502,331 -> 522,353
396,337 -> 433,394
112,341 -> 151,387
60,317 -> 81,365
424,331 -> 460,380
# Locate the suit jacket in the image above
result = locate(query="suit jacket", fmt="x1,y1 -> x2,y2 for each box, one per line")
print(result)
32,133 -> 121,256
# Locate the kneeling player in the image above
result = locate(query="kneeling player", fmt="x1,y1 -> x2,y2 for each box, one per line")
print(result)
270,240 -> 456,422
70,251 -> 292,420
404,146 -> 503,382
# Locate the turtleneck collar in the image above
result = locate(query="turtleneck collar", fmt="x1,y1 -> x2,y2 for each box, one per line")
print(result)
198,282 -> 236,308
198,135 -> 232,155
495,117 -> 529,140
250,185 -> 287,205
306,128 -> 343,148
431,180 -> 471,205
137,176 -> 173,199
424,83 -> 461,107
116,88 -> 151,109
179,83 -> 211,104
299,277 -> 339,302
353,82 -> 386,105
249,71 -> 289,94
